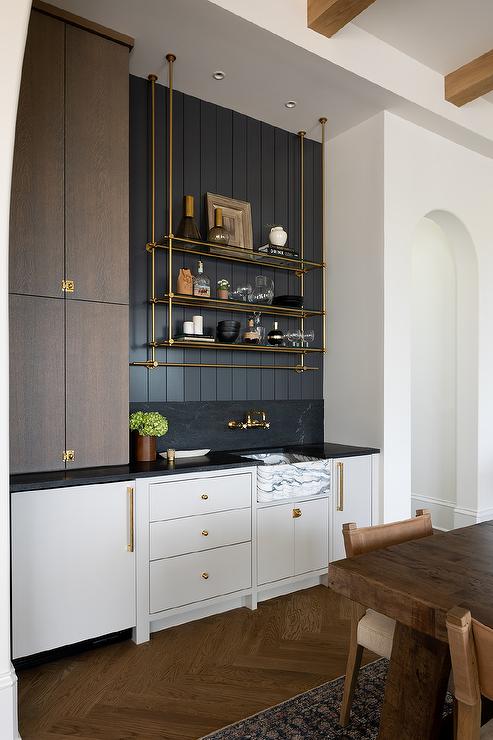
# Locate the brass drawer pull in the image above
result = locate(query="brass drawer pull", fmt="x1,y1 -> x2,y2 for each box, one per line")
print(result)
201,494 -> 209,500
201,572 -> 209,580
201,530 -> 209,537
337,461 -> 344,512
292,507 -> 302,518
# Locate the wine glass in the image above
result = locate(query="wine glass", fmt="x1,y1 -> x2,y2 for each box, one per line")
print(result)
302,329 -> 315,346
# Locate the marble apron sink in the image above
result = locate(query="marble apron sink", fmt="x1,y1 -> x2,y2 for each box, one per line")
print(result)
241,452 -> 331,502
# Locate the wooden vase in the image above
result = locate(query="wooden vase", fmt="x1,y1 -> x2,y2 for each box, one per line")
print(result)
135,434 -> 156,462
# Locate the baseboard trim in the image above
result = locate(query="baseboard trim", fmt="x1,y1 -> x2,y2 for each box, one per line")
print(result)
411,494 -> 455,531
0,664 -> 19,740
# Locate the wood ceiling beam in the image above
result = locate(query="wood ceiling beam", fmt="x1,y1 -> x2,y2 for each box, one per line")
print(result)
445,49 -> 493,107
307,0 -> 377,37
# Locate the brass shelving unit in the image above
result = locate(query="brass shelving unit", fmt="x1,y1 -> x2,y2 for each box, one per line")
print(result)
131,54 -> 327,373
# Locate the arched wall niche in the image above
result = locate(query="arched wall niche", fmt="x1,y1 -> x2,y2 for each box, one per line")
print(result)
409,209 -> 478,529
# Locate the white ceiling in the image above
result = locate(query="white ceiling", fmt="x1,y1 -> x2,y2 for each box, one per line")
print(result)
354,0 -> 493,75
46,0 -> 393,140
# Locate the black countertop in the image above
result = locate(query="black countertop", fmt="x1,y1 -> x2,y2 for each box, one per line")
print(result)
10,442 -> 380,492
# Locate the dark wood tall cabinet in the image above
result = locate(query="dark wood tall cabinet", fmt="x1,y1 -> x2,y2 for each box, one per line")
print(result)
9,6 -> 133,474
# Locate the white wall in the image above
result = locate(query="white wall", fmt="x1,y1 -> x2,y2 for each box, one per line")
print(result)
411,218 -> 457,530
384,113 -> 487,526
326,111 -> 490,525
0,3 -> 31,738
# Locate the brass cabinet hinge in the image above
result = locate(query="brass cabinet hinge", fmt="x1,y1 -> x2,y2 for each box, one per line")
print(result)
63,450 -> 75,462
62,279 -> 75,293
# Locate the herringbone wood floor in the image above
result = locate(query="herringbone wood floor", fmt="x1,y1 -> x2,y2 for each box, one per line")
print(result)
18,586 -> 376,740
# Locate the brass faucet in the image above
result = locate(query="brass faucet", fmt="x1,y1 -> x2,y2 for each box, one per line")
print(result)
228,410 -> 270,430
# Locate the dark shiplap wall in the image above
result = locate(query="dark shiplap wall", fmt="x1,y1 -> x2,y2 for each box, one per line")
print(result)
129,75 -> 323,403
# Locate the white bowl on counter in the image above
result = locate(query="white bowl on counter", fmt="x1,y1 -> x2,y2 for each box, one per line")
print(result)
159,449 -> 211,460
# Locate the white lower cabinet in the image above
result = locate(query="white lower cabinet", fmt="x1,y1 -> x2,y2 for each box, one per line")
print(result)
332,455 -> 373,561
12,482 -> 136,659
150,542 -> 251,613
257,498 -> 329,586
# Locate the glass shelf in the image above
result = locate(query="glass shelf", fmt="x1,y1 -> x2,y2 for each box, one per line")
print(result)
151,340 -> 323,353
152,294 -> 324,319
149,235 -> 324,273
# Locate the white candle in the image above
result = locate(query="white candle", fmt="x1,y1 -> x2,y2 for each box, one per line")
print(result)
183,321 -> 195,335
192,315 -> 203,335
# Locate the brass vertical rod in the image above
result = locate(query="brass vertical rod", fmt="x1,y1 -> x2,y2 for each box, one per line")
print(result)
166,54 -> 176,345
298,131 -> 306,372
148,75 -> 158,363
320,117 -> 327,353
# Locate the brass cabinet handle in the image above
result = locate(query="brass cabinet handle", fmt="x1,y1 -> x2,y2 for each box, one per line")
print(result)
201,572 -> 209,580
201,530 -> 209,537
337,462 -> 344,512
292,507 -> 302,518
201,494 -> 209,500
127,486 -> 134,552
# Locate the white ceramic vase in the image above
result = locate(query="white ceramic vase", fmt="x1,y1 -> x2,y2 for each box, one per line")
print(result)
269,226 -> 288,247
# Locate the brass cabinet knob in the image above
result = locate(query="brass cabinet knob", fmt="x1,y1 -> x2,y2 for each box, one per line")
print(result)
201,530 -> 209,537
201,572 -> 209,580
292,507 -> 302,518
201,494 -> 209,500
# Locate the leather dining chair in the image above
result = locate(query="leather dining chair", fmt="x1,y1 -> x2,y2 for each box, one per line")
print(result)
447,606 -> 493,739
339,509 -> 433,727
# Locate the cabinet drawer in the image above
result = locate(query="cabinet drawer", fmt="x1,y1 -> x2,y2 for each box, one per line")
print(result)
150,508 -> 251,560
150,473 -> 251,521
150,542 -> 251,613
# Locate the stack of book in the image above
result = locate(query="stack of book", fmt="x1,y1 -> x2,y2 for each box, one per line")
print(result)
173,333 -> 215,343
257,244 -> 299,259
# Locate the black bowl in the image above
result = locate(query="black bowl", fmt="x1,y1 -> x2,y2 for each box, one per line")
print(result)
218,319 -> 240,326
217,328 -> 240,343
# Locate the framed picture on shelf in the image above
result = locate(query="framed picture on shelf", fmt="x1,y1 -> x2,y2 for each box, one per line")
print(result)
206,193 -> 253,251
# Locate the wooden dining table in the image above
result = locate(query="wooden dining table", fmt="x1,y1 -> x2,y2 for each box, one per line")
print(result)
328,520 -> 493,740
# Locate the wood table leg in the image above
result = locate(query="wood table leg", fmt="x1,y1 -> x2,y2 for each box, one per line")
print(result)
378,622 -> 451,740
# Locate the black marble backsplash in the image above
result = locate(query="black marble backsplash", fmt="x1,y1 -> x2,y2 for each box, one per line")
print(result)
129,400 -> 324,452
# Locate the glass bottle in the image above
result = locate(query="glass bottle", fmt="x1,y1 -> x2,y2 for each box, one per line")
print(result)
193,260 -> 211,298
207,207 -> 230,246
248,275 -> 274,305
253,312 -> 265,344
243,317 -> 260,344
267,321 -> 284,346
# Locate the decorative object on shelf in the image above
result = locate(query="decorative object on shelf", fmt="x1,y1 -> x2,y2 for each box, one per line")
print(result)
285,329 -> 301,346
217,279 -> 230,300
193,260 -> 211,297
248,275 -> 274,305
129,411 -> 168,462
183,321 -> 194,335
207,207 -> 230,246
258,244 -> 299,259
243,317 -> 261,344
216,319 -> 240,344
230,282 -> 252,302
302,328 -> 315,346
174,332 -> 215,343
253,312 -> 266,344
206,193 -> 253,251
177,268 -> 193,295
269,225 -> 288,247
192,315 -> 203,335
272,295 -> 303,308
176,195 -> 203,246
166,448 -> 175,463
268,321 -> 284,346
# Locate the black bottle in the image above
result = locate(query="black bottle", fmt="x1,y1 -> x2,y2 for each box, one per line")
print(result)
267,321 -> 284,346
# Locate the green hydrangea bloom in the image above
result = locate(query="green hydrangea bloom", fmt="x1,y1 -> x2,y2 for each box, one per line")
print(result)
129,411 -> 168,437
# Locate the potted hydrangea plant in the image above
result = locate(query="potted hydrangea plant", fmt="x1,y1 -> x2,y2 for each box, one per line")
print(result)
129,411 -> 168,462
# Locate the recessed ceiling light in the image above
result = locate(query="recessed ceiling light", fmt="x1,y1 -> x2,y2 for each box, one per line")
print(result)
285,100 -> 297,109
213,71 -> 225,80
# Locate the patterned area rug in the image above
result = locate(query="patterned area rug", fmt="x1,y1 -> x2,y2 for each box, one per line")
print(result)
202,659 -> 453,739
